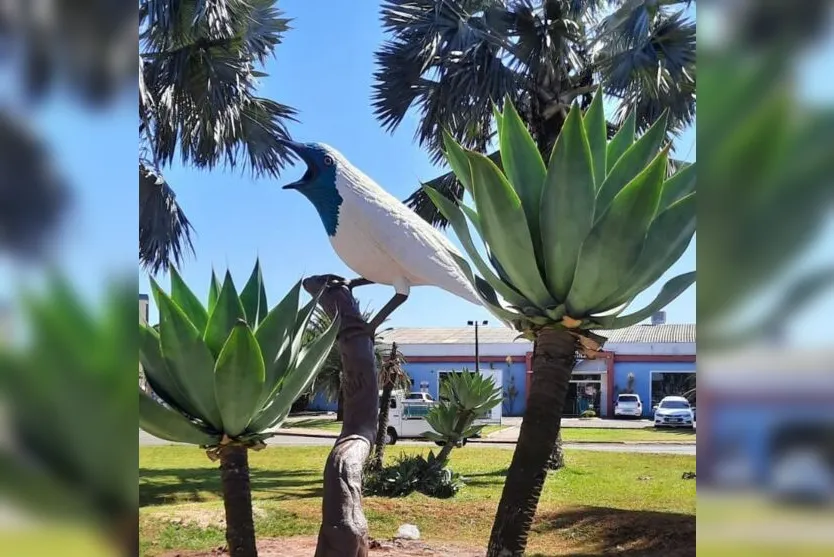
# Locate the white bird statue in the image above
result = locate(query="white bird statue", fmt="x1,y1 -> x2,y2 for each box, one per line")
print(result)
279,140 -> 481,330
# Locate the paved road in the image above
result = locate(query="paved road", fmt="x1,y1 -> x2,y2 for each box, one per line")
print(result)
139,430 -> 695,455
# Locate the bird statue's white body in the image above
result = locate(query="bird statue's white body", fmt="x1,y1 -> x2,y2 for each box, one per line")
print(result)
327,148 -> 481,305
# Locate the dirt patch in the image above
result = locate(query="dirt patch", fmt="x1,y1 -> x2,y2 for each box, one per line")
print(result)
157,505 -> 267,529
158,536 -> 485,557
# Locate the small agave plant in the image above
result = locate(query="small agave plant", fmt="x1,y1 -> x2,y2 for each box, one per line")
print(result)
424,371 -> 503,466
139,261 -> 338,557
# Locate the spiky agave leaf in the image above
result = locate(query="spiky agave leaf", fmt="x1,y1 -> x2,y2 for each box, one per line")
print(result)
139,261 -> 339,447
423,371 -> 503,445
431,91 -> 695,332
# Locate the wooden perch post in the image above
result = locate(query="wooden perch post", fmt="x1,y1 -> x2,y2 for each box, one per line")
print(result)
303,275 -> 378,557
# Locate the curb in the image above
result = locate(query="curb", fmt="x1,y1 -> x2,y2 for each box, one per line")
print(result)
272,430 -> 696,446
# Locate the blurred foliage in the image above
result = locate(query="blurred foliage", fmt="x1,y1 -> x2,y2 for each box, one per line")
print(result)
0,112 -> 69,258
0,275 -> 138,554
699,16 -> 834,348
0,0 -> 136,261
0,0 -> 136,104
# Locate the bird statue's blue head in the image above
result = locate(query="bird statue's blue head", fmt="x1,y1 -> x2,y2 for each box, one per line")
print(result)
280,140 -> 343,237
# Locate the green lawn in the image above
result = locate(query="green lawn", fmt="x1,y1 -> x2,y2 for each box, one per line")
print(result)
279,418 -> 342,432
280,422 -> 696,444
140,445 -> 695,556
478,424 -> 506,437
561,427 -> 696,443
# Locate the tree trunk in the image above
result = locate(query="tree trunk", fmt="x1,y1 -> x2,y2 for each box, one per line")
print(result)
219,445 -> 257,557
436,441 -> 455,466
304,276 -> 377,557
487,328 -> 576,557
547,429 -> 565,470
370,382 -> 395,471
370,342 -> 400,470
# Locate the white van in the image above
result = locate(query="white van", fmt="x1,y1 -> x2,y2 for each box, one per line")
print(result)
382,389 -> 489,445
614,393 -> 643,418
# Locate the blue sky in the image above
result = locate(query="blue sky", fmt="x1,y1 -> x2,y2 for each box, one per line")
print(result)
147,0 -> 696,328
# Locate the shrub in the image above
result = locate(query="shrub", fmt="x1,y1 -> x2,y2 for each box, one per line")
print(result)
580,409 -> 597,418
363,452 -> 463,499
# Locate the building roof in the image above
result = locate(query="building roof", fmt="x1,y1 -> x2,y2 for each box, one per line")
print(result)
378,323 -> 695,346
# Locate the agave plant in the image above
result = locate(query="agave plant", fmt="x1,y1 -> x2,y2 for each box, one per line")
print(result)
423,371 -> 503,466
139,261 -> 338,557
424,89 -> 695,556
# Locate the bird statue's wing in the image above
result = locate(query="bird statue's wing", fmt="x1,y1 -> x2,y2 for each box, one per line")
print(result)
344,181 -> 482,306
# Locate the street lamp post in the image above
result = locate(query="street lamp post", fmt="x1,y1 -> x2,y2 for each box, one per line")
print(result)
467,320 -> 489,372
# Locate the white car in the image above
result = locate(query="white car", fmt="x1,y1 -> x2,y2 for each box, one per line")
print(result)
405,392 -> 435,403
653,396 -> 695,428
614,394 -> 643,418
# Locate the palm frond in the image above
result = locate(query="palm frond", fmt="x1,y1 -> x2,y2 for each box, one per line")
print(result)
140,0 -> 298,176
379,0 -> 695,229
373,0 -> 521,163
139,162 -> 194,274
596,4 -> 696,134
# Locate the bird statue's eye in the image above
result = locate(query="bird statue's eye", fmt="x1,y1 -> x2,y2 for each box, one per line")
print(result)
323,155 -> 334,166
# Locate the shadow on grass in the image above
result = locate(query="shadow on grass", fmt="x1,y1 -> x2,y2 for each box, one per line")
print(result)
282,418 -> 339,429
531,506 -> 695,557
645,427 -> 696,437
140,467 -> 323,506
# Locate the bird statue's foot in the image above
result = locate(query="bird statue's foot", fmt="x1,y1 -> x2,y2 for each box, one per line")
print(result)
366,293 -> 408,334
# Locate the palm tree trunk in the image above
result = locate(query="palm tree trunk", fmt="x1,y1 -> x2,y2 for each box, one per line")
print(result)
370,382 -> 395,470
219,445 -> 258,557
487,328 -> 576,557
547,429 -> 565,470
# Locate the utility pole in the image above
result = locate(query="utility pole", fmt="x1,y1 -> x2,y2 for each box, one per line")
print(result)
467,320 -> 489,372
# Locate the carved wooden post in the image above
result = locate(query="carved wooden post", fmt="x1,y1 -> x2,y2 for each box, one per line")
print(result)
304,275 -> 377,557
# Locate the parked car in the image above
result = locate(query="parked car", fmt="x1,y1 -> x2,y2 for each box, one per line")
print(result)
405,391 -> 435,403
653,396 -> 695,428
614,393 -> 643,418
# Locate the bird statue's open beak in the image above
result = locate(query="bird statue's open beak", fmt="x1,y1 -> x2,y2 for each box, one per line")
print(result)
278,138 -> 316,190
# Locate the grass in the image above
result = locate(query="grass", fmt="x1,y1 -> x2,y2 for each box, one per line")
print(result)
280,421 -> 696,444
478,424 -> 506,437
140,445 -> 695,556
561,427 -> 695,443
279,418 -> 342,432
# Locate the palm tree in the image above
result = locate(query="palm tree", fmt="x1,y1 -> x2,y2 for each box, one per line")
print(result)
426,95 -> 694,555
372,0 -> 695,227
139,0 -> 298,273
369,341 -> 411,470
140,263 -> 339,557
372,0 -> 694,482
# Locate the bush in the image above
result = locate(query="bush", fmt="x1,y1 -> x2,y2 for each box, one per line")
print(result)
363,452 -> 463,499
580,409 -> 597,418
